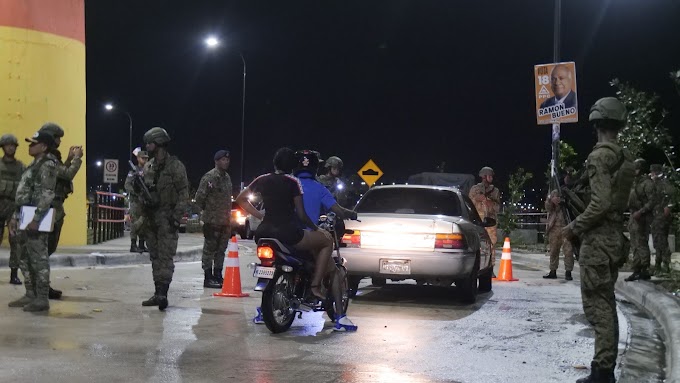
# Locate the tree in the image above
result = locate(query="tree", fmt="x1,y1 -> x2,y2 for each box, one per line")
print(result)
544,140 -> 579,189
498,168 -> 533,237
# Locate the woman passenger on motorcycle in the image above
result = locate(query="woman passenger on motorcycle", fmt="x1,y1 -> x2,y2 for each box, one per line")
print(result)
235,147 -> 334,300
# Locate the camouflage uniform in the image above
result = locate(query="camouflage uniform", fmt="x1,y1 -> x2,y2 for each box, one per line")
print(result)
469,181 -> 500,249
565,97 -> 635,381
195,167 -> 232,281
12,150 -> 58,311
318,174 -> 349,208
141,152 -> 189,301
124,167 -> 146,248
0,155 -> 25,271
627,166 -> 656,274
47,152 -> 82,255
545,190 -> 574,272
650,171 -> 674,271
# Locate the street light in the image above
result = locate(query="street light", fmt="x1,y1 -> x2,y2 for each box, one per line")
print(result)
104,103 -> 133,162
204,35 -> 247,190
96,160 -> 102,167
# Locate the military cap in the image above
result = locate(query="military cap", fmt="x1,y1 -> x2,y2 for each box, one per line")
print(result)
214,149 -> 230,161
39,122 -> 65,138
650,164 -> 663,173
479,166 -> 494,177
589,97 -> 626,122
137,150 -> 149,158
25,131 -> 56,147
0,134 -> 19,146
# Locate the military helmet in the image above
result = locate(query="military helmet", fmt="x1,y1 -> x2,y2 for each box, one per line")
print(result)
589,97 -> 626,122
294,149 -> 321,174
39,122 -> 65,138
143,127 -> 171,145
0,134 -> 19,146
634,158 -> 648,172
325,156 -> 344,169
479,166 -> 494,177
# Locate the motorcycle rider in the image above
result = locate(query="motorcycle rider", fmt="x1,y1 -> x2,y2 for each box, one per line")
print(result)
318,155 -> 350,238
235,148 -> 335,302
293,149 -> 358,331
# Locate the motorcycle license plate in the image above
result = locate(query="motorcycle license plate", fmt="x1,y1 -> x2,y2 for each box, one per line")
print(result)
253,266 -> 275,279
380,259 -> 411,275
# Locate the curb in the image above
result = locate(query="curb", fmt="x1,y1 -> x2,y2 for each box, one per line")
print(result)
615,280 -> 680,383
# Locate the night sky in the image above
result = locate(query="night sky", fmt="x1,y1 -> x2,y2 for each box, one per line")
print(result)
84,1 -> 680,200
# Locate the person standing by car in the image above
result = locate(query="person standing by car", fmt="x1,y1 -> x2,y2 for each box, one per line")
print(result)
125,147 -> 149,253
40,122 -> 83,300
0,134 -> 25,285
139,127 -> 189,311
543,188 -> 574,281
194,149 -> 232,289
562,97 -> 635,383
318,156 -> 349,207
625,158 -> 656,282
469,167 -> 500,267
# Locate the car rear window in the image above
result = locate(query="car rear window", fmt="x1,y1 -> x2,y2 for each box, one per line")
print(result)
356,188 -> 462,216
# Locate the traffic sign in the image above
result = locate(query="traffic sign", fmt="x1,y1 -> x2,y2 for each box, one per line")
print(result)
103,159 -> 118,184
358,159 -> 383,187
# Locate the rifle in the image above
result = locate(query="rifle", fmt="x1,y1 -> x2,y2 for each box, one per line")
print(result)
128,160 -> 156,208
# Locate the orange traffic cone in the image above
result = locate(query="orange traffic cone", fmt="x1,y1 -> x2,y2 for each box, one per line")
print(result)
493,237 -> 519,282
214,236 -> 250,297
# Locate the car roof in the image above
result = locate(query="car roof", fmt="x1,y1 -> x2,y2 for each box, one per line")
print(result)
367,184 -> 462,195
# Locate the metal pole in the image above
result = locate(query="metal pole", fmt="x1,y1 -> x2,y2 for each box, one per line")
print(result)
239,52 -> 246,191
550,0 -> 562,189
125,111 -> 133,162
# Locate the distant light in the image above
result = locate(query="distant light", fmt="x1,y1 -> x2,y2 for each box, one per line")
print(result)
204,36 -> 220,48
96,161 -> 102,167
248,194 -> 255,201
361,182 -> 366,185
104,103 -> 114,111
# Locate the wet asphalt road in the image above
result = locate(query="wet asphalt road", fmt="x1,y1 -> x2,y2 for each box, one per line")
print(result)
0,243 -> 660,383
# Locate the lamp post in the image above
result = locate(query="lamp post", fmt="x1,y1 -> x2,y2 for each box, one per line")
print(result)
204,35 -> 247,190
104,103 -> 133,162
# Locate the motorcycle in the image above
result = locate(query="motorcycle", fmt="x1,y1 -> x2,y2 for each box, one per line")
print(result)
252,212 -> 352,333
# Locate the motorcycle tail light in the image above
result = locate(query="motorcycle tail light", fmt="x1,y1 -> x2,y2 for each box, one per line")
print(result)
342,230 -> 361,248
435,233 -> 466,249
257,246 -> 275,266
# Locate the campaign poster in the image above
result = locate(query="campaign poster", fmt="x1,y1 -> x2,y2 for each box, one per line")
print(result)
535,61 -> 578,125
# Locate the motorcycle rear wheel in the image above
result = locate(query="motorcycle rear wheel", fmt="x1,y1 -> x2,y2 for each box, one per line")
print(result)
261,270 -> 296,333
326,266 -> 350,322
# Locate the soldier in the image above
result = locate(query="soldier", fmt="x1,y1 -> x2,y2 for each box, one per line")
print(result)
7,131 -> 58,312
624,158 -> 656,282
39,122 -> 83,299
469,167 -> 501,266
138,127 -> 189,311
194,149 -> 232,289
649,164 -> 675,275
318,156 -> 348,207
125,147 -> 149,253
0,134 -> 26,285
562,97 -> 635,383
543,188 -> 574,281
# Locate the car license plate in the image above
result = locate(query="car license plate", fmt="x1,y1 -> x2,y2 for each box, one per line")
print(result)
380,259 -> 411,275
253,266 -> 275,279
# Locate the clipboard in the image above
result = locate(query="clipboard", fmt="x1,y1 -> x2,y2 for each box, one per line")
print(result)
19,206 -> 56,232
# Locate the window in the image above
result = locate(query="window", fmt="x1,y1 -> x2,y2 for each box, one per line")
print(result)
356,188 -> 462,216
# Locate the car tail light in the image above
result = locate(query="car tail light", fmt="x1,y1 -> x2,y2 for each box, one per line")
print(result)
435,233 -> 466,249
342,230 -> 361,248
257,246 -> 275,266
233,210 -> 243,218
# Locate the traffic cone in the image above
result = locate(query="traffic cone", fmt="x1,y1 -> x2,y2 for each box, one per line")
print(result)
214,236 -> 250,297
493,237 -> 519,282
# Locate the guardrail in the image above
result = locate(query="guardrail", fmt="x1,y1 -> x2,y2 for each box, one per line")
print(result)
88,191 -> 126,244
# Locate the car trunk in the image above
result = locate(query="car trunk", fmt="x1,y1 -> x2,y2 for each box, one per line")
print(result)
348,214 -> 457,252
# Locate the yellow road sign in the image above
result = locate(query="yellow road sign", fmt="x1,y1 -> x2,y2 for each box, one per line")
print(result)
358,159 -> 383,187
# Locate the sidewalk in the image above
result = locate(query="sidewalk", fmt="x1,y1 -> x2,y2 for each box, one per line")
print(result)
511,249 -> 680,383
0,232 -> 206,268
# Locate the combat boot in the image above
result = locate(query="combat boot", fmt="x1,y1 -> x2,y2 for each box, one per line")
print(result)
142,284 -> 161,306
49,287 -> 62,300
157,283 -> 169,311
575,364 -> 615,383
653,265 -> 662,276
130,239 -> 140,253
203,270 -> 221,289
9,268 -> 22,285
624,271 -> 641,282
639,269 -> 651,280
543,270 -> 557,279
23,280 -> 49,312
213,266 -> 224,284
565,271 -> 573,281
8,282 -> 35,308
138,239 -> 148,253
